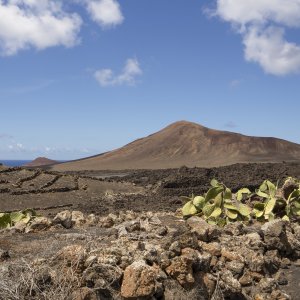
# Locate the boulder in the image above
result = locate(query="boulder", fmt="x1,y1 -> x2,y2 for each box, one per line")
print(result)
121,260 -> 158,299
261,220 -> 291,253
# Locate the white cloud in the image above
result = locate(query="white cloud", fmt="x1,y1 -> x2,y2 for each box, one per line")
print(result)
86,0 -> 124,28
0,0 -> 82,55
215,0 -> 300,28
214,0 -> 300,75
0,0 -> 125,55
7,142 -> 25,152
94,58 -> 142,87
244,26 -> 300,75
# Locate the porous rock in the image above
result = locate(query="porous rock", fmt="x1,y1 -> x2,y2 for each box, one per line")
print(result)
121,260 -> 158,299
53,210 -> 72,229
186,216 -> 220,242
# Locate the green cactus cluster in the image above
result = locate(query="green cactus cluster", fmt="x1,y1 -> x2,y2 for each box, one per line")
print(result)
0,209 -> 36,229
182,177 -> 300,226
182,179 -> 252,226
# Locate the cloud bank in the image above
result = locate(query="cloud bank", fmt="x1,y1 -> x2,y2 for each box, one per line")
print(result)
214,0 -> 300,75
94,58 -> 142,87
0,0 -> 124,55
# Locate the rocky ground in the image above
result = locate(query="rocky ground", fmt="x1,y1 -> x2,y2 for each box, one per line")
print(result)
2,163 -> 300,216
0,209 -> 300,299
1,163 -> 300,299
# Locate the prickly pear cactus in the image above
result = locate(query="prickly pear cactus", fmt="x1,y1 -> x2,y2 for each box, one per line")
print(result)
0,209 -> 37,229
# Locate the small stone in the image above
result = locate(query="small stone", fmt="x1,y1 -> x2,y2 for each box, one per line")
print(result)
239,272 -> 252,287
71,211 -> 86,227
249,271 -> 264,281
254,294 -> 264,300
257,278 -> 277,293
248,252 -> 264,273
281,258 -> 291,269
274,270 -> 288,286
226,260 -> 245,276
101,217 -> 114,228
224,222 -> 244,236
25,216 -> 52,233
210,256 -> 218,268
118,225 -> 128,238
126,220 -> 141,232
165,253 -> 195,288
203,273 -> 216,296
220,270 -> 242,294
221,248 -> 244,262
13,220 -> 27,233
144,248 -> 158,265
72,287 -> 98,300
53,210 -> 72,229
201,242 -> 221,257
271,289 -> 291,300
86,214 -> 98,226
261,220 -> 284,237
264,250 -> 281,274
149,215 -> 162,225
0,249 -> 9,261
155,226 -> 168,236
169,241 -> 181,256
186,216 -> 220,242
198,252 -> 212,272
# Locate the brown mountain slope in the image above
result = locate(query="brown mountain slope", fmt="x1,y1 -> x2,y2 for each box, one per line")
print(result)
52,121 -> 300,171
25,157 -> 58,167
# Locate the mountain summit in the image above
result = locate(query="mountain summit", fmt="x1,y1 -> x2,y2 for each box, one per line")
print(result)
52,121 -> 300,171
25,157 -> 58,167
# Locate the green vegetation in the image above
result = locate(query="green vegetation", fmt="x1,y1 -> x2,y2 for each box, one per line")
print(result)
182,177 -> 300,225
0,209 -> 37,229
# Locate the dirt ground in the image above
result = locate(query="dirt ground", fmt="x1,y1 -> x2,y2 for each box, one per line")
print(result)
1,163 -> 300,299
1,162 -> 300,216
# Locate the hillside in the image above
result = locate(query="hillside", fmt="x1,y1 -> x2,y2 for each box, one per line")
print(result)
52,121 -> 300,171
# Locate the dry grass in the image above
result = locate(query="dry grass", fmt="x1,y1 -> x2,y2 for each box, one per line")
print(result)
0,258 -> 80,300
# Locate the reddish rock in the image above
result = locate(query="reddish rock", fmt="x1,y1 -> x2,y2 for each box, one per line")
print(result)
121,260 -> 157,299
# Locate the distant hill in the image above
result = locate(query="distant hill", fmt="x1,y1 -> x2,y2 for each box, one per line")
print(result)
25,157 -> 58,167
52,121 -> 300,171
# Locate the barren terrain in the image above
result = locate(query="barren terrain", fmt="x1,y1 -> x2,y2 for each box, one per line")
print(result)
1,163 -> 300,299
52,121 -> 300,171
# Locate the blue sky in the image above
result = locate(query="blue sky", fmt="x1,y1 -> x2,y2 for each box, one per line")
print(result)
1,0 -> 300,160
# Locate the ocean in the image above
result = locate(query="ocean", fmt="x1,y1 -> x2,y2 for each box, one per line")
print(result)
0,160 -> 31,167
